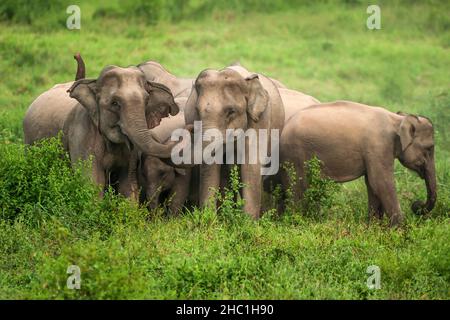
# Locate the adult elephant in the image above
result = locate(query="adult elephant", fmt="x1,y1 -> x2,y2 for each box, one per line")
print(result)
24,63 -> 180,198
279,101 -> 437,227
184,65 -> 285,218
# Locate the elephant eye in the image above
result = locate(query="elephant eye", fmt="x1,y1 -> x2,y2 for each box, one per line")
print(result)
111,101 -> 120,110
225,107 -> 237,117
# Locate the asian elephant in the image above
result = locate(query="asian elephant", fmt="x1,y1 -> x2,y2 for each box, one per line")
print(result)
278,101 -> 436,227
24,60 -> 180,198
63,65 -> 180,196
184,65 -> 285,218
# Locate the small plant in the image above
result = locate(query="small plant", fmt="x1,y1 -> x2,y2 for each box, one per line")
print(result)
302,156 -> 340,217
281,161 -> 298,215
217,165 -> 246,225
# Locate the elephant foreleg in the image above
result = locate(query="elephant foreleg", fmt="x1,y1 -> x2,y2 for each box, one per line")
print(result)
168,169 -> 192,215
127,149 -> 140,202
241,163 -> 262,219
365,174 -> 384,222
199,163 -> 221,210
92,159 -> 106,197
366,162 -> 404,227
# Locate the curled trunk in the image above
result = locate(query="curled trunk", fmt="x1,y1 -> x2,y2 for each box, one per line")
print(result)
121,106 -> 173,159
412,156 -> 437,215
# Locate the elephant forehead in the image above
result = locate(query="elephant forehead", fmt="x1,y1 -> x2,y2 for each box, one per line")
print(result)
100,67 -> 145,87
197,69 -> 244,87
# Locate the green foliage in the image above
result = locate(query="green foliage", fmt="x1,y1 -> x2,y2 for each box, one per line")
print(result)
302,156 -> 340,217
0,136 -> 96,225
0,1 -> 449,299
0,0 -> 69,29
217,165 -> 247,225
279,157 -> 340,219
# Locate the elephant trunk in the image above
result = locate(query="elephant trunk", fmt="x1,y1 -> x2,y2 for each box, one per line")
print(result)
198,134 -> 222,207
412,155 -> 437,215
120,106 -> 173,159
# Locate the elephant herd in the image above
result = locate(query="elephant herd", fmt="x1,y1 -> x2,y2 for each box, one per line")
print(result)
23,55 -> 437,227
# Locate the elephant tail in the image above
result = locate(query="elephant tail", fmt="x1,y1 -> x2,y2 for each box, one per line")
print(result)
74,53 -> 85,80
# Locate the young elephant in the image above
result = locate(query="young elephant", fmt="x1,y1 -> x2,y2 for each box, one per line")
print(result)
279,101 -> 436,227
138,107 -> 192,214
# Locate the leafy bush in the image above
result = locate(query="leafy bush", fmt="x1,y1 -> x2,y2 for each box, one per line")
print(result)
0,136 -> 97,226
302,156 -> 340,216
218,165 -> 246,224
281,157 -> 340,218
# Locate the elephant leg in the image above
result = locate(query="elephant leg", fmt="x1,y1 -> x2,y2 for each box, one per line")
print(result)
199,163 -> 221,210
92,159 -> 107,197
127,149 -> 140,202
366,163 -> 403,227
168,169 -> 192,215
240,163 -> 262,219
279,160 -> 305,213
364,174 -> 384,221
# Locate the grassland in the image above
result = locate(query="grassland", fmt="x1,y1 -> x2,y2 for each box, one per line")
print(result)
0,0 -> 449,299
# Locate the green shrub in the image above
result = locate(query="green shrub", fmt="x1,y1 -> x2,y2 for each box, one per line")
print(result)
302,156 -> 340,216
218,165 -> 246,224
0,136 -> 97,226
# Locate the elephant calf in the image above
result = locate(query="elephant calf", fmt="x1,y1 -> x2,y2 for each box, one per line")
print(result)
138,107 -> 192,214
279,101 -> 436,227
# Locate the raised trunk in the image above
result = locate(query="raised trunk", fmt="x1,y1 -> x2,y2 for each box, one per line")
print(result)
412,156 -> 437,215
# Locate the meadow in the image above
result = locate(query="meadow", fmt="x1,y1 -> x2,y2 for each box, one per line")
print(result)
0,0 -> 449,299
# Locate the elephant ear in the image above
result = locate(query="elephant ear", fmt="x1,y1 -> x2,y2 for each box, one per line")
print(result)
398,115 -> 417,152
68,79 -> 99,126
245,74 -> 269,122
145,81 -> 179,128
184,83 -> 199,125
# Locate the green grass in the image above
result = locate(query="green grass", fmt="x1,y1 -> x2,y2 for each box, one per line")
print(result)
0,1 -> 449,299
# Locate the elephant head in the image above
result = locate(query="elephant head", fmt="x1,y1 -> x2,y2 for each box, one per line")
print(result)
68,66 -> 179,158
185,68 -> 269,139
397,114 -> 436,215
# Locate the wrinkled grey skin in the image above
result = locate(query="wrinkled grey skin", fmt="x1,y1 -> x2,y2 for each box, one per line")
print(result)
184,65 -> 285,218
278,101 -> 436,227
24,65 -> 180,198
138,98 -> 192,214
